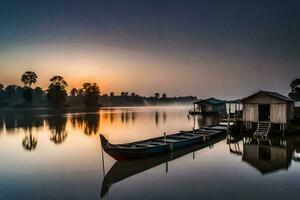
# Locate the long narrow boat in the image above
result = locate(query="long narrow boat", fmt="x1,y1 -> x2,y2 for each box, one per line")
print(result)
100,133 -> 226,197
100,127 -> 227,160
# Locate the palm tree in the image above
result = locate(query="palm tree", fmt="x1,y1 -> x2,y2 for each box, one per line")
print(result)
21,71 -> 38,103
21,71 -> 38,88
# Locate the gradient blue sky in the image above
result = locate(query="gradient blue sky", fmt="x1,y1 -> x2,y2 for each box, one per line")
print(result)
0,0 -> 299,99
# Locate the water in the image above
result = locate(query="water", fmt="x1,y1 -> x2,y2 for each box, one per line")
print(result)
0,106 -> 300,200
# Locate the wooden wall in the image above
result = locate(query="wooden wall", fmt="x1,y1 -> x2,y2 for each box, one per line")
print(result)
242,93 -> 294,124
243,103 -> 258,122
270,103 -> 287,123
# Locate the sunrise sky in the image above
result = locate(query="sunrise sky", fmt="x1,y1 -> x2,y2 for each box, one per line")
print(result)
0,0 -> 299,99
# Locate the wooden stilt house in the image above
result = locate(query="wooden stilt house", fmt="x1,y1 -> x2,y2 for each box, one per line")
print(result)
242,91 -> 294,134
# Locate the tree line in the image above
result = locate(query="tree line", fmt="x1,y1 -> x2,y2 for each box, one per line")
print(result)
0,71 -> 197,108
0,71 -> 100,108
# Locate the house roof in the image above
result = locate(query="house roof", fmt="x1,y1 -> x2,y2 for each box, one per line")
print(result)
193,98 -> 225,105
242,90 -> 294,103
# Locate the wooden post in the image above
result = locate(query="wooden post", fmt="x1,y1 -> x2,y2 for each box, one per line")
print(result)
166,161 -> 168,173
193,115 -> 195,130
227,104 -> 231,130
234,103 -> 237,120
164,132 -> 166,143
101,145 -> 106,177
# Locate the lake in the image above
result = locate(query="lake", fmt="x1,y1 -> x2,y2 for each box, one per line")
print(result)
0,106 -> 300,200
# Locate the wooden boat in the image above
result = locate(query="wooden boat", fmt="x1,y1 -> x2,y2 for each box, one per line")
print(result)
100,133 -> 226,197
100,127 -> 227,160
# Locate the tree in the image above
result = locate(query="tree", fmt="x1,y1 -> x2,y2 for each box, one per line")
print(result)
21,71 -> 37,103
121,92 -> 128,97
70,88 -> 78,96
5,85 -> 17,98
154,92 -> 160,99
288,79 -> 300,101
34,87 -> 44,97
0,84 -> 4,98
130,92 -> 138,97
110,92 -> 115,97
80,83 -> 100,107
162,93 -> 167,98
21,71 -> 38,88
46,76 -> 68,106
22,86 -> 33,103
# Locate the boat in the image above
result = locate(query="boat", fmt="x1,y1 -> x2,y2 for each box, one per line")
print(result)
100,133 -> 226,197
100,127 -> 227,160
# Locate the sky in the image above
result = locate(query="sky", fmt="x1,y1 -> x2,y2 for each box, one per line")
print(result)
0,0 -> 299,99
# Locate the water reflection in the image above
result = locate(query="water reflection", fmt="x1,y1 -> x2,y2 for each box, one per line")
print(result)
0,107 -> 300,199
0,107 -> 199,151
45,115 -> 68,144
101,134 -> 226,197
22,132 -> 38,151
242,137 -> 294,174
70,114 -> 100,135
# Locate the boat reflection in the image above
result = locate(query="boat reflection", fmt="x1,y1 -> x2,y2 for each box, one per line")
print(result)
100,133 -> 226,197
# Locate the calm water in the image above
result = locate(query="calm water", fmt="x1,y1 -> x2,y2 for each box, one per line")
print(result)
0,106 -> 300,200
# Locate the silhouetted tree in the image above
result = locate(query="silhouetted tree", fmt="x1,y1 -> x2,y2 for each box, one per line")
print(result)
21,71 -> 38,88
5,85 -> 17,98
21,71 -> 37,103
70,88 -> 78,96
130,92 -> 136,97
154,93 -> 160,98
81,83 -> 100,107
289,79 -> 300,101
34,87 -> 44,98
0,84 -> 4,98
22,86 -> 33,103
162,93 -> 167,98
121,92 -> 128,97
110,92 -> 115,97
47,76 -> 68,106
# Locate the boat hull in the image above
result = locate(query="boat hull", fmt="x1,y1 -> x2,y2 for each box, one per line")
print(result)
100,129 -> 226,160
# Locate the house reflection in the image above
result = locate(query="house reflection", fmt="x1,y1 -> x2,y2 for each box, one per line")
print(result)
226,135 -> 300,175
242,137 -> 293,174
